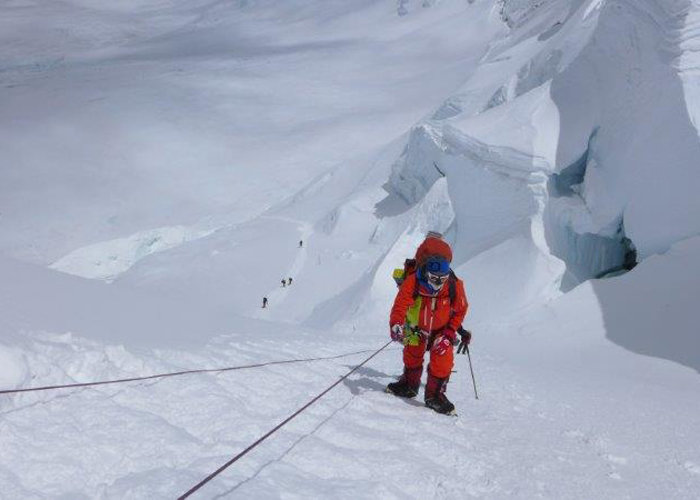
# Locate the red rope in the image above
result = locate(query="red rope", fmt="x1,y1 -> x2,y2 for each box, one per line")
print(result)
178,340 -> 393,499
0,347 -> 382,396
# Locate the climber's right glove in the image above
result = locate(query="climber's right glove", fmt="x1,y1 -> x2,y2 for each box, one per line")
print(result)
390,324 -> 404,343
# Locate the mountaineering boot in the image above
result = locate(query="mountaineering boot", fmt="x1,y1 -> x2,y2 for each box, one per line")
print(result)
425,394 -> 456,415
385,379 -> 417,398
424,372 -> 456,415
385,366 -> 422,398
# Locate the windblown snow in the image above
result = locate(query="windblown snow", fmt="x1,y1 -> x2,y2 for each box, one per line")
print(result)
1,0 -> 699,498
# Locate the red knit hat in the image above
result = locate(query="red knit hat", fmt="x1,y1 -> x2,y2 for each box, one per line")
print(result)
415,232 -> 452,266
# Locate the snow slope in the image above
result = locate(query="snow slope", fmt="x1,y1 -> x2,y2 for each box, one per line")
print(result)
1,0 -> 699,498
0,0 -> 494,267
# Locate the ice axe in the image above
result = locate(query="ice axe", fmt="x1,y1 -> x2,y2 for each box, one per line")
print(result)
457,327 -> 479,400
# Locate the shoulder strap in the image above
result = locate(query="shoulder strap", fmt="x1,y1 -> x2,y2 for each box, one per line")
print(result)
403,259 -> 420,299
448,271 -> 456,303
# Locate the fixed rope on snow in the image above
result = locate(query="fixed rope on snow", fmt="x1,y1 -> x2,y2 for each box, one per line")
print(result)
0,347 -> 387,397
178,340 -> 393,500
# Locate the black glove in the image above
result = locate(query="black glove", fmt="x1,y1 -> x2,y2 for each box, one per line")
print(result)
456,327 -> 472,354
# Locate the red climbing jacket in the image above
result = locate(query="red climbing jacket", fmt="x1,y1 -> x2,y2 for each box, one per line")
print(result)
390,272 -> 467,335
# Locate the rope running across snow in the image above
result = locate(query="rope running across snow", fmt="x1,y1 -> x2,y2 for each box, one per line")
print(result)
0,347 -> 389,397
178,340 -> 393,499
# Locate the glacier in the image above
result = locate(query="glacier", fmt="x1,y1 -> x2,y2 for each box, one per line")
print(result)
1,0 -> 699,498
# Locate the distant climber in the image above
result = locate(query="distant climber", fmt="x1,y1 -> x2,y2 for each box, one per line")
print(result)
386,231 -> 469,415
299,240 -> 303,248
281,279 -> 286,287
262,297 -> 268,308
288,277 -> 293,285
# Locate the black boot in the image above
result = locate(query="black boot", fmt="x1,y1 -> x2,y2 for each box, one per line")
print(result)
385,366 -> 422,398
425,394 -> 455,415
386,379 -> 418,398
424,373 -> 456,415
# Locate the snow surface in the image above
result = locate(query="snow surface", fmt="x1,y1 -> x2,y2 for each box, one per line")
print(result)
1,0 -> 699,498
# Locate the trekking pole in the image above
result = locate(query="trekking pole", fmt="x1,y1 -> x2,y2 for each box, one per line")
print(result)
465,345 -> 479,400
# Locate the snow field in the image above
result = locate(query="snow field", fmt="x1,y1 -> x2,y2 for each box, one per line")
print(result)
0,0 -> 494,267
5,305 -> 698,499
1,0 -> 700,498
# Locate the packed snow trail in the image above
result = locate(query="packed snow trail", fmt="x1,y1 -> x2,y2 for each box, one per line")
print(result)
253,216 -> 313,319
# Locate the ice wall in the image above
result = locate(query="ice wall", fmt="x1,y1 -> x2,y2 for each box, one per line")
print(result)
548,0 -> 700,260
386,0 -> 700,292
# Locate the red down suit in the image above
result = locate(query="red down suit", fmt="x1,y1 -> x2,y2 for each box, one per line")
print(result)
389,272 -> 468,378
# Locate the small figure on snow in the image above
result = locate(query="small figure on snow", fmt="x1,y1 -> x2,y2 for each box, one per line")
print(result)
288,277 -> 293,285
281,279 -> 287,287
386,232 -> 469,415
262,297 -> 268,308
299,240 -> 303,248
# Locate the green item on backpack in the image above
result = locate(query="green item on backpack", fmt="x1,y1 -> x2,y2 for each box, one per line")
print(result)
393,258 -> 417,287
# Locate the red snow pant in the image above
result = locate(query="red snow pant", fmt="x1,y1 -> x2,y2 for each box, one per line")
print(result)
403,332 -> 454,379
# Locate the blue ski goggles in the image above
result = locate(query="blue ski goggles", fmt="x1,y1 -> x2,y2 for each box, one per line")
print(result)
426,271 -> 449,288
423,258 -> 450,288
